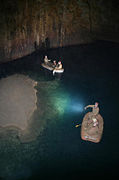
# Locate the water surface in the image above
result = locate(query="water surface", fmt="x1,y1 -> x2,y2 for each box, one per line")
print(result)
0,41 -> 119,180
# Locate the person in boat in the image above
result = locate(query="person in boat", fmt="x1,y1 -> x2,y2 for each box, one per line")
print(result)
92,118 -> 98,127
52,61 -> 63,75
84,102 -> 99,127
52,60 -> 57,68
44,55 -> 51,64
54,61 -> 62,70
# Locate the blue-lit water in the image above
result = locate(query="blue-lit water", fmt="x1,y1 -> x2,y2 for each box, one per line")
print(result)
0,41 -> 119,180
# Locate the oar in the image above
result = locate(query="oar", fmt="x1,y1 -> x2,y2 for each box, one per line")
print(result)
75,124 -> 82,128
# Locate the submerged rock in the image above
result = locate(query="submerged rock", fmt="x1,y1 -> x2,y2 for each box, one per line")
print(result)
0,74 -> 37,132
0,75 -> 66,143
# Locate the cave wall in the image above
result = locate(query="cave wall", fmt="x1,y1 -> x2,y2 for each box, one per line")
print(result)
0,0 -> 119,63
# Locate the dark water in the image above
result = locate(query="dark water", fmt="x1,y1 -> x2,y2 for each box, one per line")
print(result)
0,41 -> 119,180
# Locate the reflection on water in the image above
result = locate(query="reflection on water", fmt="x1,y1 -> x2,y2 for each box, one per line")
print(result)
0,41 -> 119,180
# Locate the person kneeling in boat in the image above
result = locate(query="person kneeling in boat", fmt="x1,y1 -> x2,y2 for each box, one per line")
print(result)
92,118 -> 99,127
44,55 -> 51,64
53,61 -> 62,75
52,60 -> 57,68
56,61 -> 62,69
84,102 -> 99,126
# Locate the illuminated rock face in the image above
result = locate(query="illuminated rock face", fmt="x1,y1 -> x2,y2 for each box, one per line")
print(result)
0,74 -> 37,130
0,0 -> 119,63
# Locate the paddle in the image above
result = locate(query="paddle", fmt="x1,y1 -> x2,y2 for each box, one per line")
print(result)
75,124 -> 82,128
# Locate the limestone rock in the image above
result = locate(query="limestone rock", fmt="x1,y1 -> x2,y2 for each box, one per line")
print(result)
0,0 -> 119,63
0,74 -> 37,130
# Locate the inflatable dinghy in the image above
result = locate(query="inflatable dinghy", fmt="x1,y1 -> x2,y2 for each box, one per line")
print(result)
41,62 -> 54,71
53,68 -> 64,75
81,112 -> 104,143
42,62 -> 64,75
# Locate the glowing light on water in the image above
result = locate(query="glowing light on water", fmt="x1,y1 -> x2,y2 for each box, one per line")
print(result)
53,94 -> 84,115
53,94 -> 70,115
71,103 -> 84,113
49,82 -> 84,115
